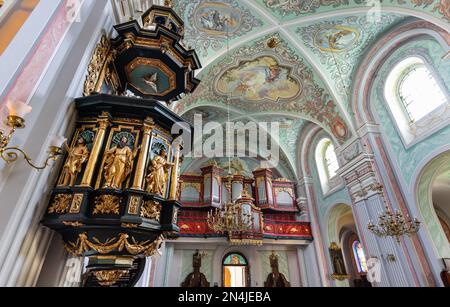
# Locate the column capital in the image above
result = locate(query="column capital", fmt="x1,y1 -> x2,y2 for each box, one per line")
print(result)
97,112 -> 111,129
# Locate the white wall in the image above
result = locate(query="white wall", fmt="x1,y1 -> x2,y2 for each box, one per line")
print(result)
152,239 -> 311,288
0,0 -> 115,287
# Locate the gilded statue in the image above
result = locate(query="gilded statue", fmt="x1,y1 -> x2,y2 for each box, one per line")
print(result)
145,148 -> 173,196
103,136 -> 139,189
329,242 -> 348,277
59,136 -> 89,186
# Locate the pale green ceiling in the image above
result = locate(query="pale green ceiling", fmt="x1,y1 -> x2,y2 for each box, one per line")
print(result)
170,0 -> 448,176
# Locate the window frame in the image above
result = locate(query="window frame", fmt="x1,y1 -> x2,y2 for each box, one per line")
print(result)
351,240 -> 368,274
383,54 -> 450,148
396,61 -> 447,124
315,138 -> 340,194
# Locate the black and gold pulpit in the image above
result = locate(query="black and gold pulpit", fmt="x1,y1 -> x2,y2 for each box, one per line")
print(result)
41,4 -> 200,287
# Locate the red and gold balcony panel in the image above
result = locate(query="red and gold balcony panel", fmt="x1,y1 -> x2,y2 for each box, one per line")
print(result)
263,219 -> 313,240
177,210 -> 220,237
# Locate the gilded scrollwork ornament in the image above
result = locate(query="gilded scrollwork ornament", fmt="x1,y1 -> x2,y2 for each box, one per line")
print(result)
141,200 -> 162,221
93,270 -> 128,287
65,233 -> 164,257
83,35 -> 112,96
93,195 -> 121,215
48,194 -> 73,214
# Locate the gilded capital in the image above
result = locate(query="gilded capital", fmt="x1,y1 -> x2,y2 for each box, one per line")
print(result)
98,112 -> 111,129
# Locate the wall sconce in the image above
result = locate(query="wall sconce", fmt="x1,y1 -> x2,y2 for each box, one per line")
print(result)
0,101 -> 66,170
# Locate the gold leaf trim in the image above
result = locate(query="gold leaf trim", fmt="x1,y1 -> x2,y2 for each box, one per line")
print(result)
48,194 -> 72,214
93,195 -> 121,215
65,233 -> 164,257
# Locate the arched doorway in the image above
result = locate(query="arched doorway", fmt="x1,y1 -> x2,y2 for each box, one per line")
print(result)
416,152 -> 450,260
327,204 -> 371,287
222,253 -> 249,288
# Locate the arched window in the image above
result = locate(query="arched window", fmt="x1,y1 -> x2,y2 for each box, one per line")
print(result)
316,138 -> 339,192
324,142 -> 339,178
398,59 -> 447,122
352,241 -> 368,274
385,57 -> 448,127
223,253 -> 249,287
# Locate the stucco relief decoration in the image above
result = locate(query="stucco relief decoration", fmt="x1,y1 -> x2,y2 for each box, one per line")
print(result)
296,14 -> 405,107
174,0 -> 263,57
262,0 -> 350,16
433,0 -> 450,20
176,33 -> 351,143
263,0 -> 450,21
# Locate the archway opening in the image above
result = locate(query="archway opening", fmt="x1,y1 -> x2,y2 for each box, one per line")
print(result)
327,204 -> 371,287
431,169 -> 450,244
222,253 -> 249,288
416,152 -> 450,261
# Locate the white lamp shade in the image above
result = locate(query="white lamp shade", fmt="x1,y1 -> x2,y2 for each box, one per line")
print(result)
6,100 -> 32,118
50,135 -> 67,148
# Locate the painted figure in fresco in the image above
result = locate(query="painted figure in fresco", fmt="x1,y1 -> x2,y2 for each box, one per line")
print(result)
145,148 -> 174,196
199,9 -> 228,31
216,56 -> 301,102
314,25 -> 360,53
59,136 -> 89,186
103,136 -> 139,189
181,250 -> 210,287
329,242 -> 348,276
264,252 -> 290,287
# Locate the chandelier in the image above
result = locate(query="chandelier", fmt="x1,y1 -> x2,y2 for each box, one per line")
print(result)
368,205 -> 421,243
207,200 -> 254,234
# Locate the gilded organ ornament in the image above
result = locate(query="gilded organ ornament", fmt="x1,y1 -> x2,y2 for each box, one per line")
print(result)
103,135 -> 140,189
59,136 -> 90,187
145,148 -> 173,196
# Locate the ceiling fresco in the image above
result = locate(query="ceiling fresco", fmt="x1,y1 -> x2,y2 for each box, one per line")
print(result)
256,0 -> 450,22
166,0 -> 447,176
173,0 -> 268,60
175,32 -> 351,144
293,13 -> 406,112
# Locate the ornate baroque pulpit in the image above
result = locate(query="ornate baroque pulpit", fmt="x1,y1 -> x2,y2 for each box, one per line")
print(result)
41,5 -> 201,287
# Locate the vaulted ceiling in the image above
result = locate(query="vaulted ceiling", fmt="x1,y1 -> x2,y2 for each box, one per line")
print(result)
130,0 -> 449,178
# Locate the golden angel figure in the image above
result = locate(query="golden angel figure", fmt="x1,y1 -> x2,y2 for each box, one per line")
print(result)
59,136 -> 89,186
103,136 -> 139,189
145,148 -> 173,196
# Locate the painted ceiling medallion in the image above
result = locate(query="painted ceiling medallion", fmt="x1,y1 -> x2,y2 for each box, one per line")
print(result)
314,25 -> 360,53
296,14 -> 405,108
176,33 -> 352,144
216,56 -> 302,102
174,0 -> 263,57
194,1 -> 242,36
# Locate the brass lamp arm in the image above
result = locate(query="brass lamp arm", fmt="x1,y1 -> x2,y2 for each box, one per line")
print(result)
0,127 -> 16,149
1,146 -> 63,170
